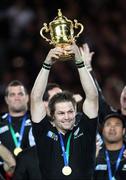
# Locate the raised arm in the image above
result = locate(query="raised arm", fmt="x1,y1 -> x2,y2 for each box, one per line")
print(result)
65,43 -> 98,118
30,47 -> 64,123
79,43 -> 114,121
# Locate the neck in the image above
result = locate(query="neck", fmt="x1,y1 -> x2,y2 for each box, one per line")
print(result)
105,141 -> 123,151
58,128 -> 67,135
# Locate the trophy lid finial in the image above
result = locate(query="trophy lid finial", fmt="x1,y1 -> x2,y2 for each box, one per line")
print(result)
58,9 -> 62,17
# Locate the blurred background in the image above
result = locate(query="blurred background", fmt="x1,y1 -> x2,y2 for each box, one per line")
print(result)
0,0 -> 126,112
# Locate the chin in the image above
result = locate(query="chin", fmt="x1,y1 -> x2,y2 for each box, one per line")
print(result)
64,125 -> 73,131
108,140 -> 118,143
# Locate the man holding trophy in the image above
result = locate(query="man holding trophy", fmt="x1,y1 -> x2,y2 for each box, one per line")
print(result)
30,10 -> 98,180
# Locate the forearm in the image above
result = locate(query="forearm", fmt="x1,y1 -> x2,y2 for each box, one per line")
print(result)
0,145 -> 16,173
30,63 -> 51,123
67,43 -> 98,99
77,65 -> 98,100
76,62 -> 98,117
30,47 -> 63,122
31,64 -> 50,101
67,43 -> 98,116
31,47 -> 62,101
89,70 -> 113,122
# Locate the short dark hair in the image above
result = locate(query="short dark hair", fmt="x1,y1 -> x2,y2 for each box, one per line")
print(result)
43,83 -> 61,101
100,112 -> 126,133
48,90 -> 76,118
5,80 -> 28,96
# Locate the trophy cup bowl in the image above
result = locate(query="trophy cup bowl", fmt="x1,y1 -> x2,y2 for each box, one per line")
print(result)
40,9 -> 84,60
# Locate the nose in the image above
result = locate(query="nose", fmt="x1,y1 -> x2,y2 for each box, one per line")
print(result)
15,94 -> 21,100
64,113 -> 69,120
110,125 -> 115,130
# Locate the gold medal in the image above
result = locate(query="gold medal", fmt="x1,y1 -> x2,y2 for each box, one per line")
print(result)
62,166 -> 72,176
14,147 -> 22,156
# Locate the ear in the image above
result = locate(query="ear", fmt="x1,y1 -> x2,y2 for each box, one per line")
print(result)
25,94 -> 29,103
5,96 -> 9,105
51,121 -> 55,127
43,101 -> 48,109
123,128 -> 126,136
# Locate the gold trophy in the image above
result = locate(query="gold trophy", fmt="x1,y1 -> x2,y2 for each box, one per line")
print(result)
40,9 -> 84,60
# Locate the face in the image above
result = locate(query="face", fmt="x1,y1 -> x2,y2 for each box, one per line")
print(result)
53,101 -> 76,134
120,86 -> 126,111
102,117 -> 125,144
44,87 -> 62,114
5,85 -> 29,114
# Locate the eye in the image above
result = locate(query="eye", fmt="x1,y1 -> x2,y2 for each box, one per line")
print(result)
18,92 -> 24,96
9,93 -> 15,97
57,112 -> 64,115
115,123 -> 122,127
68,110 -> 74,114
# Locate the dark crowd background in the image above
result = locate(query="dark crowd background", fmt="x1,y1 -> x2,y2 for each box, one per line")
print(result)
0,0 -> 126,112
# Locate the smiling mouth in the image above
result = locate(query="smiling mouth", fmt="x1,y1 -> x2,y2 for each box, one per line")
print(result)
109,132 -> 116,136
62,122 -> 71,124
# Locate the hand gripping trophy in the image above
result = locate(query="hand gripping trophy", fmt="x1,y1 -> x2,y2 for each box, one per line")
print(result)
40,9 -> 84,60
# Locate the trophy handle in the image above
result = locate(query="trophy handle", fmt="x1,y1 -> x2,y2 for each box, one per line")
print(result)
40,23 -> 53,44
73,19 -> 84,40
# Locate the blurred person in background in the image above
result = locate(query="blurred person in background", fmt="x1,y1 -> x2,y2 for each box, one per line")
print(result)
0,80 -> 32,154
94,113 -> 126,180
0,80 -> 32,178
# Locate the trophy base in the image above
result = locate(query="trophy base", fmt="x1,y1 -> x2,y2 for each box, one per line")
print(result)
59,53 -> 75,61
56,43 -> 75,61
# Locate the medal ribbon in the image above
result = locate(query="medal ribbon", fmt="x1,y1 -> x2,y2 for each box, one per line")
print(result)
59,132 -> 72,166
105,145 -> 125,180
8,114 -> 27,148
